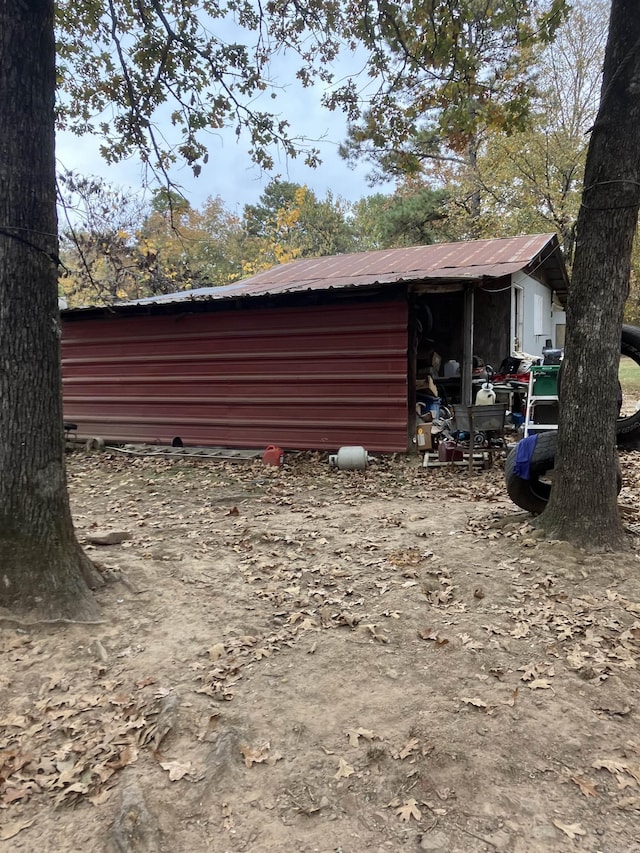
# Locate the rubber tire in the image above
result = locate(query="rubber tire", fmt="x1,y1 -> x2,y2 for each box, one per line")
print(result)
557,325 -> 640,444
505,431 -> 623,514
504,431 -> 557,514
617,324 -> 640,443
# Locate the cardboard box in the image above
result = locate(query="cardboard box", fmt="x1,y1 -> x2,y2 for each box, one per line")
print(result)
416,423 -> 433,451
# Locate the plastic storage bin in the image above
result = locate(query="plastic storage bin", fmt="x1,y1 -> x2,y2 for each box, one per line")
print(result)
531,366 -> 559,396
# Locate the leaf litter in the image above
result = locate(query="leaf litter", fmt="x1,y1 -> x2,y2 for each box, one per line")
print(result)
1,449 -> 640,850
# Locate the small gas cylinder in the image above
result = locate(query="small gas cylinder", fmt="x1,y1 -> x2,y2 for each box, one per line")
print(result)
475,384 -> 496,405
328,446 -> 372,470
262,445 -> 284,466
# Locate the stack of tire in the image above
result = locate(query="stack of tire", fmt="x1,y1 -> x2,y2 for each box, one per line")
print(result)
504,324 -> 640,513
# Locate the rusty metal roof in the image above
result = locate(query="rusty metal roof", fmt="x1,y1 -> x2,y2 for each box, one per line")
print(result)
67,233 -> 568,313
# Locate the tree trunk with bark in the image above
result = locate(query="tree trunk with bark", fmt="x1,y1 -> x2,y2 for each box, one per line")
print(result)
539,0 -> 640,549
0,0 -> 101,618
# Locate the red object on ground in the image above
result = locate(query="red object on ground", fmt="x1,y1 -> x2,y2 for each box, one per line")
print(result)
262,445 -> 284,466
438,441 -> 464,462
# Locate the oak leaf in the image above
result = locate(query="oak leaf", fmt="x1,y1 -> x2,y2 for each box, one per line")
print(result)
528,679 -> 553,690
552,819 -> 586,839
571,775 -> 598,797
394,738 -> 420,760
334,758 -> 355,779
346,727 -> 378,747
241,741 -> 274,768
395,798 -> 422,822
159,760 -> 192,781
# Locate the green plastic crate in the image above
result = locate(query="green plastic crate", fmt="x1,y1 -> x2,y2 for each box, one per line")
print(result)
532,366 -> 559,396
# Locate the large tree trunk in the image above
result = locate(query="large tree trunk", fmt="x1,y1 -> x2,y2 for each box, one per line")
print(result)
0,0 -> 101,618
539,0 -> 640,549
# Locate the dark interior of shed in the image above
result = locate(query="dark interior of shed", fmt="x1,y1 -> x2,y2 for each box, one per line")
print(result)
411,284 -> 511,410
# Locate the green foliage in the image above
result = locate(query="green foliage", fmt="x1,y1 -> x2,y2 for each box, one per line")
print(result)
241,179 -> 357,271
473,0 -> 609,261
54,0 -> 342,178
338,0 -> 568,181
351,185 -> 450,249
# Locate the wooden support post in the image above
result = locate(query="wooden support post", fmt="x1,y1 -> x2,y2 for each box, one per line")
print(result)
461,285 -> 474,406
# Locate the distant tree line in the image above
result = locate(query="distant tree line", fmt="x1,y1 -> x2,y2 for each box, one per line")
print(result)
60,0 -> 640,321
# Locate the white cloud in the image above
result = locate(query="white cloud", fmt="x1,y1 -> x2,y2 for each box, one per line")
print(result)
55,46 -> 394,212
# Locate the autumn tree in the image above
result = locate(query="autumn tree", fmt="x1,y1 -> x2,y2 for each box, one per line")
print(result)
242,179 -> 356,272
538,0 -> 640,548
138,193 -> 245,291
475,0 -> 609,262
58,172 -> 148,306
337,0 -> 566,236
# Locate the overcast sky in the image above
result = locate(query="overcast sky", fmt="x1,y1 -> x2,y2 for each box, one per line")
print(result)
55,43 -> 395,214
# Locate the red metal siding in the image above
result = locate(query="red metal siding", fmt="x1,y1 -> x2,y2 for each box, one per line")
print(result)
61,298 -> 409,452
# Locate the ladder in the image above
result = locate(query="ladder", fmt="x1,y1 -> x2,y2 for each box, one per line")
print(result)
524,366 -> 560,437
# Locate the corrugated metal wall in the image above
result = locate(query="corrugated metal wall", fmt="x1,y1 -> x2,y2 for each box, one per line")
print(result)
61,297 -> 410,452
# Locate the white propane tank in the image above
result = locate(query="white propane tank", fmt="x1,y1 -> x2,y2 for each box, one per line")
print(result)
475,384 -> 496,405
328,446 -> 372,470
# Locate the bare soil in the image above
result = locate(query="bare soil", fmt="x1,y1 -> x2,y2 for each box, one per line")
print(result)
2,449 -> 640,853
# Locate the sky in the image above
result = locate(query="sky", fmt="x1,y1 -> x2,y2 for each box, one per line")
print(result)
55,39 -> 396,215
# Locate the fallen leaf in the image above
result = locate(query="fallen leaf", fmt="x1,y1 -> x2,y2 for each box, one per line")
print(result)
395,798 -> 422,822
461,696 -> 491,712
88,789 -> 113,806
418,628 -> 449,646
0,819 -> 35,841
616,796 -> 640,810
363,624 -> 389,643
208,643 -> 226,661
592,758 -> 629,776
552,819 -> 586,839
458,633 -> 484,651
593,704 -> 632,717
159,760 -> 192,781
394,738 -> 420,760
571,775 -> 598,797
334,757 -> 355,779
346,727 -> 378,747
528,679 -> 553,690
240,741 -> 282,768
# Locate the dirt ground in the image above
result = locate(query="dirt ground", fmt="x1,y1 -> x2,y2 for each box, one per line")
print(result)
2,448 -> 640,853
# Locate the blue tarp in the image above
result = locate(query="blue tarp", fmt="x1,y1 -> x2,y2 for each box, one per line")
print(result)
513,434 -> 539,480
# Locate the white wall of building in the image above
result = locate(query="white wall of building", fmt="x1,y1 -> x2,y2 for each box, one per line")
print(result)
511,271 -> 566,357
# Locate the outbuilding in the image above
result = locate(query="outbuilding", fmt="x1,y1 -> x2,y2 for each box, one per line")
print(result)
61,233 -> 568,452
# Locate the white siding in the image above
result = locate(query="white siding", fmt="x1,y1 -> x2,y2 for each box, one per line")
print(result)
511,271 -> 564,356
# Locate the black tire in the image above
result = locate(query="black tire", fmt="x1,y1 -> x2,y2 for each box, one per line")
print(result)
618,324 -> 640,443
505,431 -> 623,514
504,431 -> 556,514
557,325 -> 640,444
